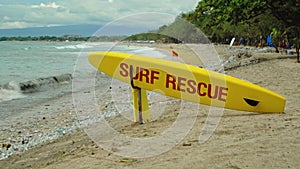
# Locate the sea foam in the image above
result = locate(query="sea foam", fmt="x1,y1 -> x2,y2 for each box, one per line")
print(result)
0,74 -> 72,102
0,81 -> 26,102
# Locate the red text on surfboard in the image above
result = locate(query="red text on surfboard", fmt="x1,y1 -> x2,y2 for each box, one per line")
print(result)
119,63 -> 228,102
119,63 -> 159,84
165,74 -> 228,102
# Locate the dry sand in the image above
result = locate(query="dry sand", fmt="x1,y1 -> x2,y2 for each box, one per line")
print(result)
1,44 -> 300,169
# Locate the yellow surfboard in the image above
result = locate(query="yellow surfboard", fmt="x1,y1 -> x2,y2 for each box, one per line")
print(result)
88,52 -> 286,113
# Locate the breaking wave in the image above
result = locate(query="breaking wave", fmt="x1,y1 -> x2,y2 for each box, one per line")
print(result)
0,73 -> 72,102
55,44 -> 93,50
0,81 -> 26,102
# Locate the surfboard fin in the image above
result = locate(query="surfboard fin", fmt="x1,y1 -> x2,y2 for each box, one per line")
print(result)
244,98 -> 259,107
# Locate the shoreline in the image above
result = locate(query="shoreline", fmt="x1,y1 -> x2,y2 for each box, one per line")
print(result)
1,43 -> 300,168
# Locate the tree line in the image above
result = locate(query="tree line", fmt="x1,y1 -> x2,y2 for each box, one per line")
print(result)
183,0 -> 300,61
126,0 -> 300,62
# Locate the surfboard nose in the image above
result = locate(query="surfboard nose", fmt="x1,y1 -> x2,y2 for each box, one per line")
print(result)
88,52 -> 107,69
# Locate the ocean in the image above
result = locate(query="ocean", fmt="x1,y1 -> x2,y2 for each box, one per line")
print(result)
0,41 -> 167,118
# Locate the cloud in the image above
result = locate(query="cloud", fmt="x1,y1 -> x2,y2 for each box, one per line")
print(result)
1,21 -> 30,28
0,0 -> 200,29
0,2 -> 76,29
31,2 -> 61,9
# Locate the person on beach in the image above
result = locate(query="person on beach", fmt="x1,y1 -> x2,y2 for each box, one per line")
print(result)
257,35 -> 263,48
267,33 -> 274,47
239,38 -> 244,46
280,40 -> 286,48
280,40 -> 287,54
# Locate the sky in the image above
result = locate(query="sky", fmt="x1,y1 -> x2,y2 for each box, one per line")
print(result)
0,0 -> 200,30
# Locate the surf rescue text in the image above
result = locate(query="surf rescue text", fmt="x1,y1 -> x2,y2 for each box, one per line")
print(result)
119,63 -> 228,102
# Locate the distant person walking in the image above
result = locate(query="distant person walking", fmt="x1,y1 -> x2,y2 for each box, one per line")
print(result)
239,38 -> 244,46
258,35 -> 263,48
267,33 -> 274,47
280,40 -> 287,54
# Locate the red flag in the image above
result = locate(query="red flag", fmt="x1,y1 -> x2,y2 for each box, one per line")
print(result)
172,50 -> 179,57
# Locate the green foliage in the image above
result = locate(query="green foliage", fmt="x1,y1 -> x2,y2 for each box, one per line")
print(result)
183,0 -> 299,46
126,0 -> 299,48
125,16 -> 210,43
268,0 -> 300,27
124,33 -> 180,43
157,16 -> 208,43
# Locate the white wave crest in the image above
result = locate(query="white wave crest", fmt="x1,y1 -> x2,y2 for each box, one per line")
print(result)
55,44 -> 93,50
0,81 -> 26,102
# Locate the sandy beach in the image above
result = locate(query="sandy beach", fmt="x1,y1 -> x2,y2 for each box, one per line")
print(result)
1,44 -> 300,169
